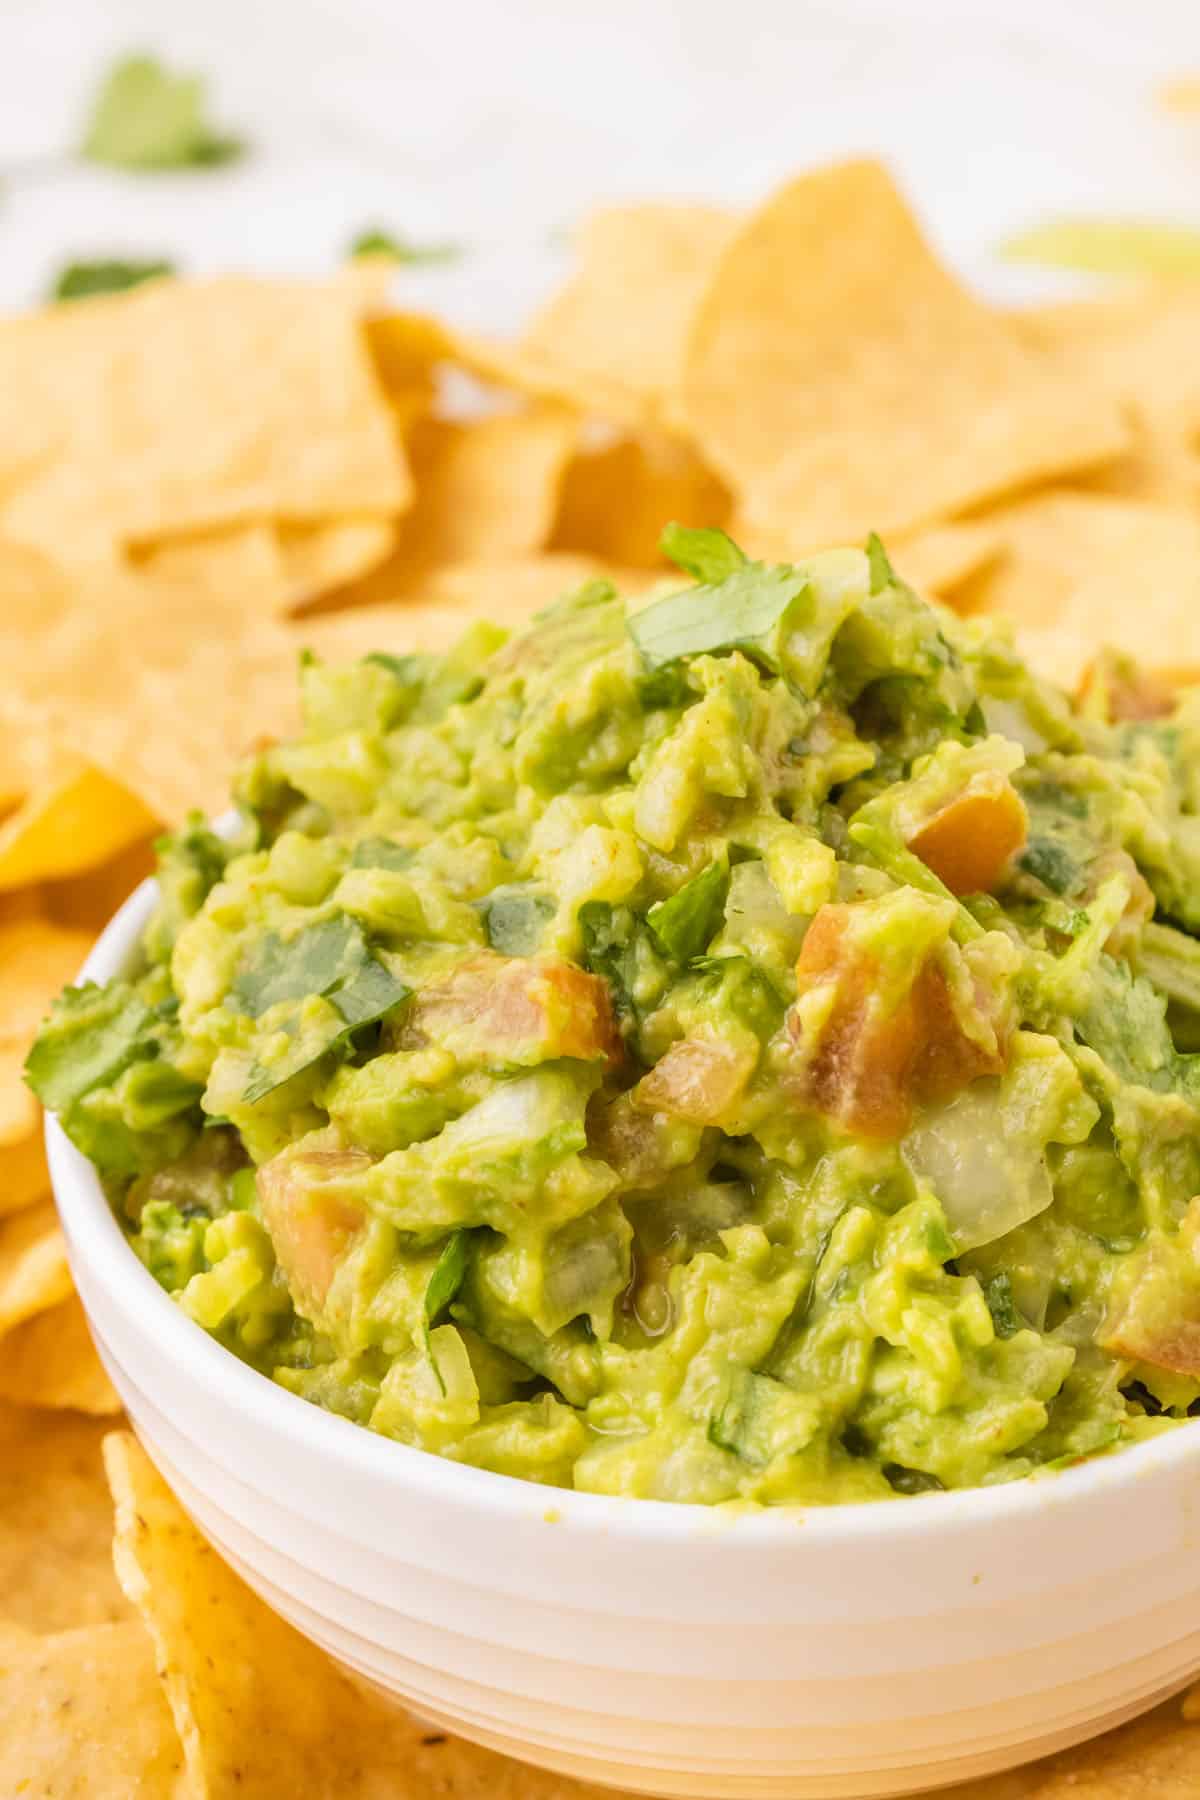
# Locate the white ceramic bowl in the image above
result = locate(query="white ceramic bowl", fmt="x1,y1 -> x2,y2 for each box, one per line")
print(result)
47,871 -> 1200,1798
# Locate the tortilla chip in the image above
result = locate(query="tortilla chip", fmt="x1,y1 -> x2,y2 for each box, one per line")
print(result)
950,492 -> 1200,688
42,833 -> 158,934
132,517 -> 399,619
681,159 -> 1129,546
0,1200 -> 72,1335
0,752 -> 158,891
509,203 -> 737,427
296,408 -> 579,616
0,1123 -> 49,1217
551,428 -> 731,567
0,1044 -> 39,1148
952,1695 -> 1200,1796
1,915 -> 95,1048
132,519 -> 287,604
0,1294 -> 120,1414
0,540 -> 74,699
367,307 -> 455,396
276,517 -> 396,612
0,277 -> 409,561
39,596 -> 301,826
104,1430 -> 624,1799
0,1403 -> 129,1630
0,1620 -> 188,1796
402,405 -> 579,570
1015,289 -> 1200,507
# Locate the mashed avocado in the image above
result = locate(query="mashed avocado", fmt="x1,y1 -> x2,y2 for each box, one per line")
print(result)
29,527 -> 1200,1502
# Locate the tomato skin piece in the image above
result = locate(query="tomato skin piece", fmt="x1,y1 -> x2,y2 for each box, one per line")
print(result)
632,1033 -> 757,1126
907,778 -> 1027,896
256,1146 -> 371,1318
787,905 -> 1007,1140
403,950 -> 622,1069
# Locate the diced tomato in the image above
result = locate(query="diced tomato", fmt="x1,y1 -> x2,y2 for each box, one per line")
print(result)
256,1145 -> 371,1318
1100,1209 -> 1200,1376
907,778 -> 1027,896
631,1034 -> 757,1125
787,905 -> 1008,1140
403,950 -> 621,1068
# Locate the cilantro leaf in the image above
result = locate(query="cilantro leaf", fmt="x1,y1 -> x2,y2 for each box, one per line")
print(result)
235,914 -> 411,1103
25,982 -> 154,1114
52,259 -> 173,302
232,916 -> 367,1018
628,562 -> 811,675
348,228 -> 463,266
425,1230 -> 471,1322
80,54 -> 243,171
865,532 -> 897,595
578,902 -> 668,1023
983,1272 -> 1022,1340
659,522 -> 747,585
647,862 -> 729,963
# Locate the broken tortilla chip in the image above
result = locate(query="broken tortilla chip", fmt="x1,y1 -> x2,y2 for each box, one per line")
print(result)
0,1200 -> 72,1335
681,159 -> 1129,546
0,1294 -> 120,1414
0,1403 -> 130,1630
0,277 -> 409,561
0,1620 -> 188,1797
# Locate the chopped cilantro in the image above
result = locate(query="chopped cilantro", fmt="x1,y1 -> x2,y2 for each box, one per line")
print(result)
80,54 -> 243,170
348,228 -> 463,266
647,862 -> 729,963
52,259 -> 173,302
659,522 -> 747,585
425,1230 -> 471,1322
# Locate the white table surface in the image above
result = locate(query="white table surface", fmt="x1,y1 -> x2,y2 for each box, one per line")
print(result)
1,0 -> 1199,327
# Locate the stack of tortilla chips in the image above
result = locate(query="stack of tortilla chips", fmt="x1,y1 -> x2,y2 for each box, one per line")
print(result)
5,155 -> 1200,1794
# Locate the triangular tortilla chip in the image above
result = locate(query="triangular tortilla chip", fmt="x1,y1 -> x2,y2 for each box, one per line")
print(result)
513,203 -> 737,427
681,159 -> 1129,545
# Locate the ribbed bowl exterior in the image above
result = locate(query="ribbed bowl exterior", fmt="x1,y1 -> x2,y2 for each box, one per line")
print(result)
47,878 -> 1200,1798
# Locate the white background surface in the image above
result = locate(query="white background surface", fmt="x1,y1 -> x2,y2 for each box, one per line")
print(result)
1,0 -> 1199,327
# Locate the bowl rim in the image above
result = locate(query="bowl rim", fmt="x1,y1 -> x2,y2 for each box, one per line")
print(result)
47,860 -> 1200,1547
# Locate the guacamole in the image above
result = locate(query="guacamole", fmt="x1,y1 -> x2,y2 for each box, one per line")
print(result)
29,526 -> 1200,1503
